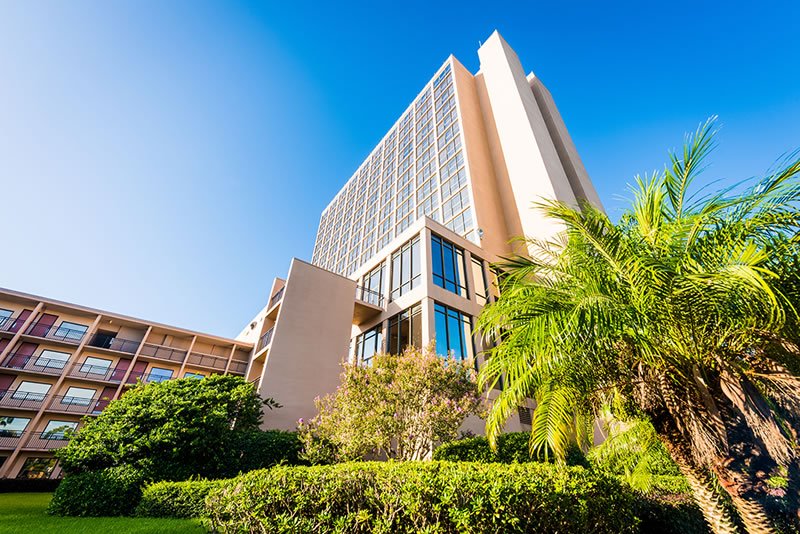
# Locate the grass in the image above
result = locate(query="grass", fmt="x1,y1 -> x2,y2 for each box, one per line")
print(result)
0,493 -> 205,533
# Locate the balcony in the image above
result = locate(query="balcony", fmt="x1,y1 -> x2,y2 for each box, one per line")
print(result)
87,333 -> 141,354
138,343 -> 187,364
0,314 -> 28,334
265,287 -> 285,320
257,328 -> 274,352
0,389 -> 49,411
269,287 -> 285,308
0,353 -> 66,376
186,351 -> 228,371
67,361 -> 125,383
0,430 -> 24,449
25,322 -> 86,344
228,360 -> 248,375
48,394 -> 102,415
354,285 -> 384,324
24,432 -> 71,451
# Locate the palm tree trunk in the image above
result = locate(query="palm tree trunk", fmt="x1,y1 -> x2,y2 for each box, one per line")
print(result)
671,453 -> 741,534
712,466 -> 777,534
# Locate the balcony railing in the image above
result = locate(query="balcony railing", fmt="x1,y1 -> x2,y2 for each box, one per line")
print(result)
0,314 -> 28,334
48,394 -> 102,414
0,389 -> 49,410
0,353 -> 66,376
186,351 -> 227,371
269,287 -> 285,308
356,285 -> 385,307
138,343 -> 187,363
228,360 -> 248,375
24,432 -> 72,450
87,334 -> 141,354
257,328 -> 274,352
0,430 -> 24,449
25,322 -> 86,344
67,361 -> 125,383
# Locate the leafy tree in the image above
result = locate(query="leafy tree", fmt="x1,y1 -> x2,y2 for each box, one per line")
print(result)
300,346 -> 484,462
56,375 -> 270,481
478,118 -> 800,533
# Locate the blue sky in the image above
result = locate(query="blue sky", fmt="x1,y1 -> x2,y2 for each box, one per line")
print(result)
1,1 -> 798,337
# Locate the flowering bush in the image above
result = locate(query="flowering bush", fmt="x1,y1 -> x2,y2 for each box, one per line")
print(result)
299,346 -> 484,462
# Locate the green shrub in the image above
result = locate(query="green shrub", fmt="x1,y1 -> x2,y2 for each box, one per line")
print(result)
47,465 -> 145,517
205,461 -> 640,533
433,432 -> 588,466
234,430 -> 305,471
135,478 -> 223,518
56,375 -> 266,481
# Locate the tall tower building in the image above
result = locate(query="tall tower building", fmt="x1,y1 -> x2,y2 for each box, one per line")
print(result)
238,31 -> 601,430
0,31 -> 601,480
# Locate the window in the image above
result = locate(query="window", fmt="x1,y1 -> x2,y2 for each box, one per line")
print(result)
184,372 -> 205,380
471,257 -> 489,305
0,308 -> 12,328
434,303 -> 474,361
0,416 -> 30,437
34,350 -> 70,371
361,264 -> 385,306
54,321 -> 88,342
431,235 -> 468,297
387,304 -> 423,355
80,357 -> 112,376
89,330 -> 116,349
41,420 -> 78,439
148,367 -> 173,383
12,382 -> 51,401
518,407 -> 532,426
62,386 -> 96,406
353,324 -> 383,366
390,237 -> 421,300
17,457 -> 57,479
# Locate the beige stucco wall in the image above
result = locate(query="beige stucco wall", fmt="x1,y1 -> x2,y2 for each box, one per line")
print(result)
257,259 -> 355,430
527,75 -> 603,211
476,31 -> 578,250
451,58 -> 514,261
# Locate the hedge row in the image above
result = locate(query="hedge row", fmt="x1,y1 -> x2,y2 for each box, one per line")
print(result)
48,430 -> 303,517
433,432 -> 588,465
203,461 -> 640,533
135,479 -> 223,518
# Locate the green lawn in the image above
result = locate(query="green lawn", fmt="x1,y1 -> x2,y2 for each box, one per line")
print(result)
0,493 -> 205,533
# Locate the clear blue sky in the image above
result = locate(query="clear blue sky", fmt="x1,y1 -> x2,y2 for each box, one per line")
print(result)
1,1 -> 798,337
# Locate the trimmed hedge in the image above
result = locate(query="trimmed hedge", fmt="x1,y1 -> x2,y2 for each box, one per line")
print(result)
47,465 -> 145,517
0,478 -> 61,493
234,430 -> 305,472
433,432 -> 588,466
135,478 -> 223,518
205,461 -> 640,533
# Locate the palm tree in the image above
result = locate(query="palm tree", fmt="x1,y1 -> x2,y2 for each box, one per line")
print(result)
477,118 -> 800,534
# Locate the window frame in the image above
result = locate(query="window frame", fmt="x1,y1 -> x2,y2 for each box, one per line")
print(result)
433,303 -> 474,362
431,234 -> 468,297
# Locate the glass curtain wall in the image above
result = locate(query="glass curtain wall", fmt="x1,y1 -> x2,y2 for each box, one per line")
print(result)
387,303 -> 423,355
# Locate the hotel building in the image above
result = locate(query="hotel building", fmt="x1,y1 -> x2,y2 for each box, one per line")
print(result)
0,31 -> 600,478
238,31 -> 601,431
0,288 -> 253,479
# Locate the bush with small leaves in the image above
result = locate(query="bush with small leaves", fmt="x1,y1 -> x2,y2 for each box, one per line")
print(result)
47,465 -> 145,517
135,478 -> 224,518
205,461 -> 640,533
